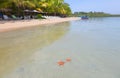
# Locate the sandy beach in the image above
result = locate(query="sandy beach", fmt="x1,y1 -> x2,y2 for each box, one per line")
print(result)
0,17 -> 80,32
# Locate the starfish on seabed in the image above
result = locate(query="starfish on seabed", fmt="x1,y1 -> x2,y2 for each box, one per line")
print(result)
57,61 -> 65,66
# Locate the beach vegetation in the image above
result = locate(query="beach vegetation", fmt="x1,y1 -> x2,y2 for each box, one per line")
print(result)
36,14 -> 45,19
0,0 -> 72,20
73,11 -> 120,17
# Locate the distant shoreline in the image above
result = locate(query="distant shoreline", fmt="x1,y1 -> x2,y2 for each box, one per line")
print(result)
0,17 -> 80,33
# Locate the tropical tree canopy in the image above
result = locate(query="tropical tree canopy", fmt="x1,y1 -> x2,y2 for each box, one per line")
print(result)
0,0 -> 72,16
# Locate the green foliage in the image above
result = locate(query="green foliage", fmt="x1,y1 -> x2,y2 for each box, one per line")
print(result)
0,0 -> 72,16
73,11 -> 112,17
36,14 -> 45,19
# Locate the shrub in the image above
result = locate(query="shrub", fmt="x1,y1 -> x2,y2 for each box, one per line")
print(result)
36,14 -> 46,19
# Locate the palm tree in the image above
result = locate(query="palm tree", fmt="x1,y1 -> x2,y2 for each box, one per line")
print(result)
38,0 -> 67,15
61,3 -> 72,15
8,0 -> 36,17
0,0 -> 12,19
0,0 -> 10,9
0,0 -> 72,18
49,0 -> 71,16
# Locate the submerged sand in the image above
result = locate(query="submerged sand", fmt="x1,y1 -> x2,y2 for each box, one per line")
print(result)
0,17 -> 80,32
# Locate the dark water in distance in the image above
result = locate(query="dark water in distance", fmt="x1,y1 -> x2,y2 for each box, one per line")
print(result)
0,17 -> 120,78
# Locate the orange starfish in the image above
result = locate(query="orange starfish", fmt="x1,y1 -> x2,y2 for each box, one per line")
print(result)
66,58 -> 71,62
57,61 -> 65,66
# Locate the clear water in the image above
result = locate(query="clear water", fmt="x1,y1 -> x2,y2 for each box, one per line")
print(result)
0,17 -> 120,78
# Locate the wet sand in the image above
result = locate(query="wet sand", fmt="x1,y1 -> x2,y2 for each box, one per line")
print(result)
0,17 -> 80,32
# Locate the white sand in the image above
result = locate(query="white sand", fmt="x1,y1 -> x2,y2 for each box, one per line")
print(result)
0,17 -> 80,32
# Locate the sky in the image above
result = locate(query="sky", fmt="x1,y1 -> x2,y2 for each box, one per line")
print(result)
64,0 -> 120,14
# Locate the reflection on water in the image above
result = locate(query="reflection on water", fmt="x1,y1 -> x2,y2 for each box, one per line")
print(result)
0,22 -> 70,77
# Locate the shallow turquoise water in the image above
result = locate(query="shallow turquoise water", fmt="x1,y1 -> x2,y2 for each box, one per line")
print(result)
0,17 -> 120,78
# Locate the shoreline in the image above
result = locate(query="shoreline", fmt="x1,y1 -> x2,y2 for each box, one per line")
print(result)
0,17 -> 80,32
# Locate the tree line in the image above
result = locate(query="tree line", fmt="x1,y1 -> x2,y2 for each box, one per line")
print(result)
73,11 -> 120,17
0,0 -> 72,18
